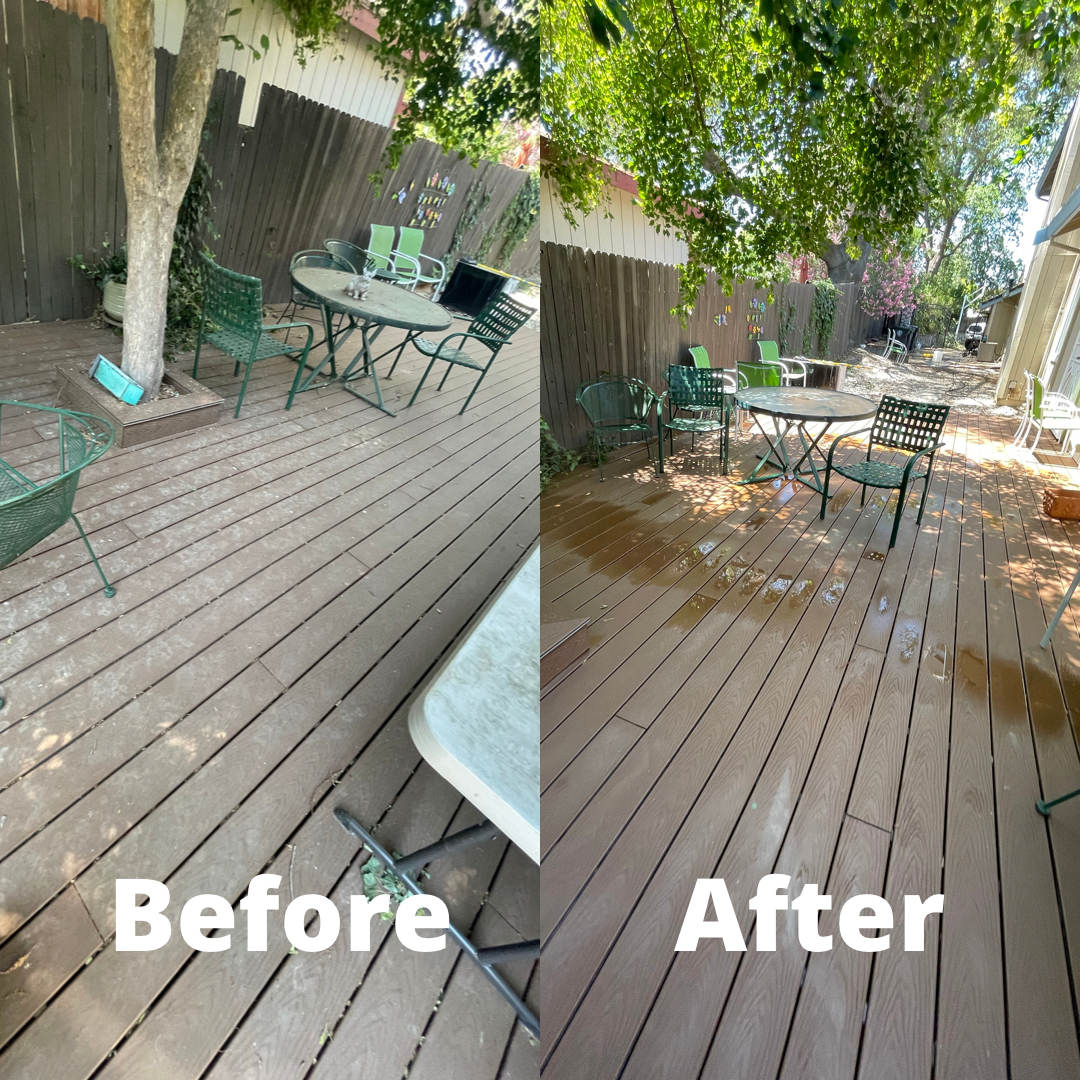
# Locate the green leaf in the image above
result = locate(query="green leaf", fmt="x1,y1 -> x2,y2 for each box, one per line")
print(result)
261,33 -> 270,50
227,7 -> 240,14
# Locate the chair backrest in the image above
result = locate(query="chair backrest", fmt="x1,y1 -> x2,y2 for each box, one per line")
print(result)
200,253 -> 263,336
396,226 -> 425,261
1026,371 -> 1044,419
870,395 -> 950,454
576,377 -> 655,425
737,360 -> 781,388
688,345 -> 711,369
469,294 -> 534,350
666,365 -> 732,410
757,340 -> 780,364
321,240 -> 367,273
367,225 -> 396,270
292,249 -> 353,272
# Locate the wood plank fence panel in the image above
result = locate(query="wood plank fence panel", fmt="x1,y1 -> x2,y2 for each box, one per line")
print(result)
0,0 -> 537,323
541,242 -> 879,449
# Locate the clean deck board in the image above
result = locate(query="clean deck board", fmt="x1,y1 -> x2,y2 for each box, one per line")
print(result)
540,415 -> 1080,1080
0,313 -> 538,1080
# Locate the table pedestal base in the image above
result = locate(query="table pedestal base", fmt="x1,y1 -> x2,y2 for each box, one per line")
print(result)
738,412 -> 834,493
334,808 -> 540,1037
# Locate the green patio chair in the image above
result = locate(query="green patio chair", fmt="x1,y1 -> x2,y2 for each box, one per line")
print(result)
0,400 -> 117,612
757,340 -> 808,385
657,365 -> 734,475
820,394 -> 950,548
276,249 -> 353,347
193,254 -> 315,418
392,227 -> 447,298
576,376 -> 657,480
689,345 -> 711,368
322,239 -> 368,274
398,294 -> 533,415
1012,371 -> 1080,454
363,224 -> 406,282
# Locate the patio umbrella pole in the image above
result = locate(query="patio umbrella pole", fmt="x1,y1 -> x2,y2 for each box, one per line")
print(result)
334,807 -> 540,1037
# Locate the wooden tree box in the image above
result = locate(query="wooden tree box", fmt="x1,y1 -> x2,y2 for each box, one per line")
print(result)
1043,488 -> 1080,520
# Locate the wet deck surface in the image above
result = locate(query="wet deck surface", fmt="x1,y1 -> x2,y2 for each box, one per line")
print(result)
540,415 -> 1080,1080
0,314 -> 539,1080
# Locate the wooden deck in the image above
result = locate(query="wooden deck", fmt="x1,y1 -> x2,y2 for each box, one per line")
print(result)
0,314 -> 539,1080
540,415 -> 1080,1080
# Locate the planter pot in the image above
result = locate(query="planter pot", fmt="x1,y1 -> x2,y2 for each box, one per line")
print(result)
102,279 -> 126,323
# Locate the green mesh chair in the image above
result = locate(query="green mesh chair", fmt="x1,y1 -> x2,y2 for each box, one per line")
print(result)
322,239 -> 366,274
820,395 -> 950,548
757,340 -> 808,385
363,225 -> 406,282
658,366 -> 734,475
397,294 -> 533,415
194,254 -> 315,418
0,400 -> 117,611
276,250 -> 353,346
576,376 -> 657,480
392,227 -> 447,298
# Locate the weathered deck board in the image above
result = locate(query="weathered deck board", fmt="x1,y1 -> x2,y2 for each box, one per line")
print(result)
0,315 -> 539,1079
540,414 -> 1080,1079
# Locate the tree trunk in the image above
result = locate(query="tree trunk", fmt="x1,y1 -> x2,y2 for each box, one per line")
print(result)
105,0 -> 226,397
821,238 -> 870,284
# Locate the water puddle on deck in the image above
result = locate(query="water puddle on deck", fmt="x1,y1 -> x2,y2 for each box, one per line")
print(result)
828,492 -> 852,514
665,592 -> 718,631
862,550 -> 887,563
672,540 -> 718,573
743,514 -> 769,531
868,494 -> 889,511
926,643 -> 951,681
739,568 -> 768,595
641,490 -> 669,506
788,579 -> 815,608
820,577 -> 846,606
761,577 -> 792,604
897,623 -> 921,661
703,544 -> 733,570
877,595 -> 890,614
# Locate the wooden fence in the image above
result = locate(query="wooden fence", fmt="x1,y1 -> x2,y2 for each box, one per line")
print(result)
540,242 -> 880,449
0,0 -> 539,326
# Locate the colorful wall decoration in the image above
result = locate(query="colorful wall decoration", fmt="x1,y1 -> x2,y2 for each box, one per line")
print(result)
407,171 -> 457,229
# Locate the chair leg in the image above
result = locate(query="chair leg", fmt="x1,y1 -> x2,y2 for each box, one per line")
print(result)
192,328 -> 204,380
889,480 -> 909,548
458,368 -> 488,415
657,421 -> 665,474
861,484 -> 867,506
820,483 -> 829,520
71,513 -> 115,597
234,360 -> 255,418
437,362 -> 454,390
915,470 -> 934,524
1031,420 -> 1043,452
408,358 -> 439,407
286,336 -> 314,411
597,431 -> 605,481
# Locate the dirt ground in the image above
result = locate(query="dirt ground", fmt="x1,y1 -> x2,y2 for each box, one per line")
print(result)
841,345 -> 1019,419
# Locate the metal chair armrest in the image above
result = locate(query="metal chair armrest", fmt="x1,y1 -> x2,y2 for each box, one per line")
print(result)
825,424 -> 875,466
390,249 -> 422,275
901,441 -> 945,481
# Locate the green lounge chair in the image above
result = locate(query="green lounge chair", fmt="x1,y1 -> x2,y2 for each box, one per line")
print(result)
393,227 -> 447,299
363,225 -> 405,282
820,394 -> 949,548
576,376 -> 657,480
194,254 -> 315,418
689,345 -> 711,368
757,340 -> 808,385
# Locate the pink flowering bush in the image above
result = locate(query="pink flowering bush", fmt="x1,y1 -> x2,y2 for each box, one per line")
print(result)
860,249 -> 916,318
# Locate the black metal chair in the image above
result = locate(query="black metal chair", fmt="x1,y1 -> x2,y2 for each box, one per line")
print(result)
323,238 -> 368,274
395,294 -> 533,415
576,376 -> 658,480
657,365 -> 734,475
820,395 -> 950,547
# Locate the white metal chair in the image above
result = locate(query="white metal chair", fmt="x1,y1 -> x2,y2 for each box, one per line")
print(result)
881,329 -> 908,364
758,340 -> 808,385
1012,371 -> 1080,454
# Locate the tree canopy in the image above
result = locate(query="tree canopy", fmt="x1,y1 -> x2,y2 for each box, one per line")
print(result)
542,0 -> 1080,307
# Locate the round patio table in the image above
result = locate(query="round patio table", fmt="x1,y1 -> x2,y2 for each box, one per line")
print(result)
736,386 -> 877,492
290,267 -> 452,416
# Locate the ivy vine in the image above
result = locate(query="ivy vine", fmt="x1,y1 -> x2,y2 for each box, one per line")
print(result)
447,183 -> 493,273
802,281 -> 839,359
490,172 -> 539,268
778,297 -> 797,357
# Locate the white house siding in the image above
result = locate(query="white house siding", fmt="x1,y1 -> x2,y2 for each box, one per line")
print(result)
155,0 -> 401,127
540,175 -> 689,265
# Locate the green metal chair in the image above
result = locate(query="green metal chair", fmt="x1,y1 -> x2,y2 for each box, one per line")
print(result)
820,395 -> 950,548
0,400 -> 117,615
194,254 -> 315,418
757,340 -> 808,385
657,365 -> 734,475
276,250 -> 353,346
689,345 -> 711,368
364,225 -> 406,283
322,239 -> 366,274
397,294 -> 533,415
576,376 -> 658,480
392,227 -> 447,298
